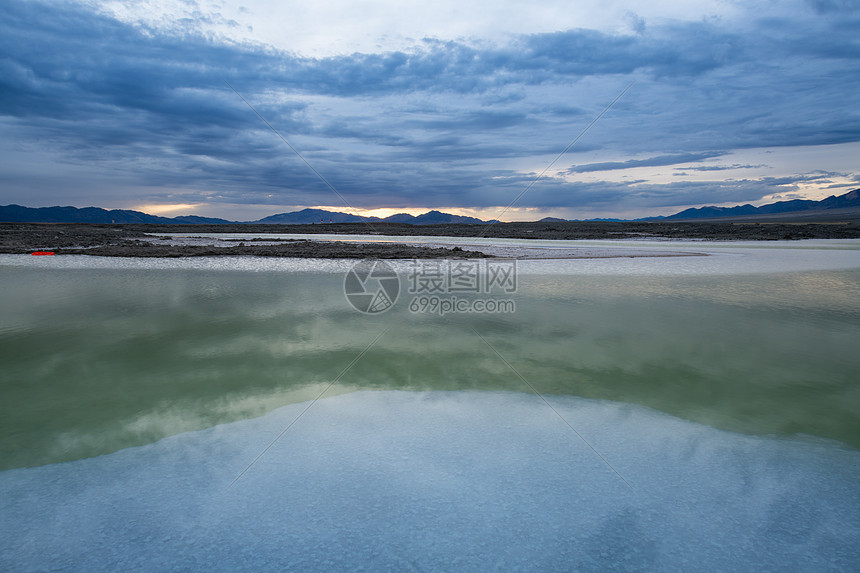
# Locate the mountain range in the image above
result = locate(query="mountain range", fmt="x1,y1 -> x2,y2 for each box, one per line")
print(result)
540,188 -> 860,223
0,205 -> 492,225
656,188 -> 860,221
255,209 -> 495,225
1,189 -> 857,224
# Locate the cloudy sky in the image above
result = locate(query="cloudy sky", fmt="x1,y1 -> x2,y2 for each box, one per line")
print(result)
1,0 -> 858,221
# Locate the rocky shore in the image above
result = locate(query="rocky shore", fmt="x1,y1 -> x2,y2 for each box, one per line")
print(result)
0,223 -> 488,258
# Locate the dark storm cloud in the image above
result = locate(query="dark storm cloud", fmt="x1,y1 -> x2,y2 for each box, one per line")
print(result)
500,177 -> 813,211
1,0 -> 858,213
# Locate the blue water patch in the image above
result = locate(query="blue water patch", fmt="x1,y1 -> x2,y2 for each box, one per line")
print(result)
1,391 -> 857,571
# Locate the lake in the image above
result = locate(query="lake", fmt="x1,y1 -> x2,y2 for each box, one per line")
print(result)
1,239 -> 859,571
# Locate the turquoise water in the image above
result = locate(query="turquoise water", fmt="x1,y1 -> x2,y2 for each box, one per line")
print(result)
1,243 -> 859,570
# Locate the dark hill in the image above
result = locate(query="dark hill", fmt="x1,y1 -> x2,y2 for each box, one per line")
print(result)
664,189 -> 859,221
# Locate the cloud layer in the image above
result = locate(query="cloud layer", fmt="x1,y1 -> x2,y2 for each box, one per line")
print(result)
1,0 -> 858,218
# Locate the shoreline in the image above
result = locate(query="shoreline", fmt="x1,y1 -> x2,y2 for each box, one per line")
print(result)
3,221 -> 859,259
0,223 -> 488,259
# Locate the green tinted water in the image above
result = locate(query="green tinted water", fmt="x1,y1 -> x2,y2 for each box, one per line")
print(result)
2,264 -> 859,469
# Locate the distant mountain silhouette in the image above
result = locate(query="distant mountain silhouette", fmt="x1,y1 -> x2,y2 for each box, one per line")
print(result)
170,215 -> 236,224
255,208 -> 377,224
0,204 -> 494,225
539,189 -> 860,222
660,188 -> 859,220
253,208 -> 492,225
382,213 -> 420,223
0,204 -> 233,224
2,189 -> 857,224
409,210 -> 493,224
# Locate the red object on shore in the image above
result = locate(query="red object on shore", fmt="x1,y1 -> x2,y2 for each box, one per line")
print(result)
31,251 -> 55,256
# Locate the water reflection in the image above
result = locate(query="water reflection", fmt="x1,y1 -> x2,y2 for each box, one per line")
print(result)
1,265 -> 859,469
1,390 -> 858,571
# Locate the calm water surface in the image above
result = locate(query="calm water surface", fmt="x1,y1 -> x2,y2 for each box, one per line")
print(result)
1,246 -> 859,468
1,241 -> 859,571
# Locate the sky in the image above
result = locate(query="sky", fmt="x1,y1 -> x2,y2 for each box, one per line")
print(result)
1,0 -> 858,221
